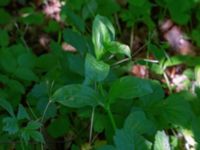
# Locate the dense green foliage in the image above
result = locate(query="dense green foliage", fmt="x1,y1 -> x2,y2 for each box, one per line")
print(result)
1,0 -> 200,149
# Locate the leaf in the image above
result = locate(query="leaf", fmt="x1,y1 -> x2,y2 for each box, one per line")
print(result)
47,117 -> 70,138
63,29 -> 88,54
20,8 -> 44,25
104,41 -> 131,58
26,121 -> 42,130
17,104 -> 30,120
17,53 -> 36,68
124,110 -> 156,135
0,98 -> 14,117
0,8 -> 11,24
52,84 -> 102,108
0,0 -> 10,6
0,49 -> 17,73
21,121 -> 43,144
0,30 -> 9,47
7,79 -> 25,94
154,131 -> 170,150
96,145 -> 115,150
96,0 -> 120,16
114,129 -> 151,150
161,93 -> 193,126
128,0 -> 146,6
61,6 -> 85,32
85,53 -> 110,82
92,15 -> 115,59
29,131 -> 44,143
3,117 -> 18,134
82,0 -> 97,20
108,76 -> 153,103
14,68 -> 38,81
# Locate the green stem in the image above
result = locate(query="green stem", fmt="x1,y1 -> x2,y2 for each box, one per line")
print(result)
106,106 -> 117,132
89,107 -> 95,143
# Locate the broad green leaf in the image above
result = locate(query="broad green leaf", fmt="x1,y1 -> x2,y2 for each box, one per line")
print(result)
108,76 -> 153,103
26,121 -> 42,130
21,121 -> 43,144
63,29 -> 87,54
85,53 -> 110,82
92,15 -> 115,59
29,131 -> 44,143
0,9 -> 11,24
20,7 -> 44,25
124,110 -> 156,135
140,80 -> 164,103
161,93 -> 193,126
0,49 -> 17,73
52,84 -> 102,108
14,68 -> 38,81
67,53 -> 84,76
17,53 -> 36,68
61,6 -> 85,32
114,129 -> 151,150
47,117 -> 70,138
7,79 -> 25,94
36,100 -> 57,119
128,0 -> 146,6
82,0 -> 97,20
0,30 -> 9,47
96,0 -> 120,16
0,98 -> 14,117
45,20 -> 61,33
154,131 -> 170,150
104,41 -> 131,58
17,104 -> 30,120
96,145 -> 115,150
3,117 -> 18,134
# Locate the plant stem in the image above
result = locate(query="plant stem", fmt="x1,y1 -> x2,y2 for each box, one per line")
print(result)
107,106 -> 117,132
89,107 -> 95,144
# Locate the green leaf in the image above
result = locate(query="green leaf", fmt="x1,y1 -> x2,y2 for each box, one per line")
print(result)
96,145 -> 115,150
0,30 -> 9,47
47,117 -> 70,138
26,121 -> 42,130
85,53 -> 110,82
96,0 -> 120,16
0,49 -> 17,73
17,104 -> 30,120
108,76 -> 153,103
14,68 -> 38,81
154,131 -> 170,150
61,6 -> 85,32
17,53 -> 36,68
21,121 -> 43,144
7,79 -> 25,94
0,98 -> 14,117
104,41 -> 131,58
114,129 -> 151,150
82,0 -> 97,20
124,110 -> 156,135
20,8 -> 44,25
0,0 -> 10,6
3,117 -> 18,134
161,93 -> 193,126
52,84 -> 102,108
0,9 -> 11,24
92,15 -> 115,59
29,131 -> 44,143
128,0 -> 146,6
63,29 -> 88,54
